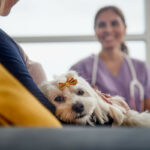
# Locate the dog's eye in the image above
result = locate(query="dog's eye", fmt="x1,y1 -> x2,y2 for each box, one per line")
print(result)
54,96 -> 65,102
77,89 -> 84,96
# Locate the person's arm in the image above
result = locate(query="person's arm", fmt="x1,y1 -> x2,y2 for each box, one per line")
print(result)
143,64 -> 150,111
144,98 -> 150,111
17,44 -> 48,85
0,29 -> 55,114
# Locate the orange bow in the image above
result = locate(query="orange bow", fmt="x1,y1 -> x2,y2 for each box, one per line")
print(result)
59,78 -> 77,90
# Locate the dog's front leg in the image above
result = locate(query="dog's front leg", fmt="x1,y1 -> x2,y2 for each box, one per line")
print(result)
109,106 -> 125,126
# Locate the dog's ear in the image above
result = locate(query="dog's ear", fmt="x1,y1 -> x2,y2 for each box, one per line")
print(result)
109,106 -> 125,126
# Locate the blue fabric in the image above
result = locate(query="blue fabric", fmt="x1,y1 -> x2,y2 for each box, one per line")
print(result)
0,29 -> 55,114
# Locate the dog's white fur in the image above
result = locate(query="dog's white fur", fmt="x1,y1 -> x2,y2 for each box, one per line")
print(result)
39,71 -> 150,127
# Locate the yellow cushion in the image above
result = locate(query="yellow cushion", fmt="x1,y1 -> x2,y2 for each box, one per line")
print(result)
0,64 -> 62,127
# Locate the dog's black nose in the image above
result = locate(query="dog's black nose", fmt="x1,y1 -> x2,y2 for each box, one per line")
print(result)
72,102 -> 84,113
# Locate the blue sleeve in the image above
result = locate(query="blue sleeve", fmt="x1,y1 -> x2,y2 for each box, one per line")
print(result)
0,29 -> 55,113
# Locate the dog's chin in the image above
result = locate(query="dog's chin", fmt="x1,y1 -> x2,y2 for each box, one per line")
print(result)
75,113 -> 87,119
75,114 -> 90,124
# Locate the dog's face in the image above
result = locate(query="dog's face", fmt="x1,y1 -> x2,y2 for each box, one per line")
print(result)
39,71 -> 98,124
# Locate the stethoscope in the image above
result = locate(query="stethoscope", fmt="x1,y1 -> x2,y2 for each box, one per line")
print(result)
91,53 -> 144,111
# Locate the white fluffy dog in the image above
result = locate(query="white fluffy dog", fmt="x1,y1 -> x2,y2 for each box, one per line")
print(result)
39,71 -> 150,127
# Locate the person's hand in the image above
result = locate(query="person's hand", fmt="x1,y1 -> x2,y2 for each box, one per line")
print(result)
93,86 -> 130,112
111,98 -> 130,112
93,85 -> 112,104
0,0 -> 19,16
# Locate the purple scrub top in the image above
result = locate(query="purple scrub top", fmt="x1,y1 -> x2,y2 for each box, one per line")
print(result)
70,54 -> 150,111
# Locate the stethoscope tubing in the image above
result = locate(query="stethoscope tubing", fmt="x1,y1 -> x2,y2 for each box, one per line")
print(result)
92,53 -> 144,111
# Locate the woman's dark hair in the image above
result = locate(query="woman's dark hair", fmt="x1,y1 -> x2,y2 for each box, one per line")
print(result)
94,6 -> 128,54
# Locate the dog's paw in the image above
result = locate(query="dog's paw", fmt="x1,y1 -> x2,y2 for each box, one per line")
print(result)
109,106 -> 125,126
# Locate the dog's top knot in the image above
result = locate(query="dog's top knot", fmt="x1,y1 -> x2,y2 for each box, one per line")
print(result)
58,77 -> 78,90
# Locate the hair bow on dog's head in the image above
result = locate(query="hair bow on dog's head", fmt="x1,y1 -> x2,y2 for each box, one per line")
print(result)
59,78 -> 77,90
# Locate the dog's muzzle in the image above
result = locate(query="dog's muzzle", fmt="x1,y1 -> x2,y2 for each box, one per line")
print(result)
72,102 -> 84,114
72,102 -> 87,119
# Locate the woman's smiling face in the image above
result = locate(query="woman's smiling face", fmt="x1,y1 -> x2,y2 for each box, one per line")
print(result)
94,10 -> 126,50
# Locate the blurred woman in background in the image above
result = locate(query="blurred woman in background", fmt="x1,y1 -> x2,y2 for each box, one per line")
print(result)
70,6 -> 150,112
